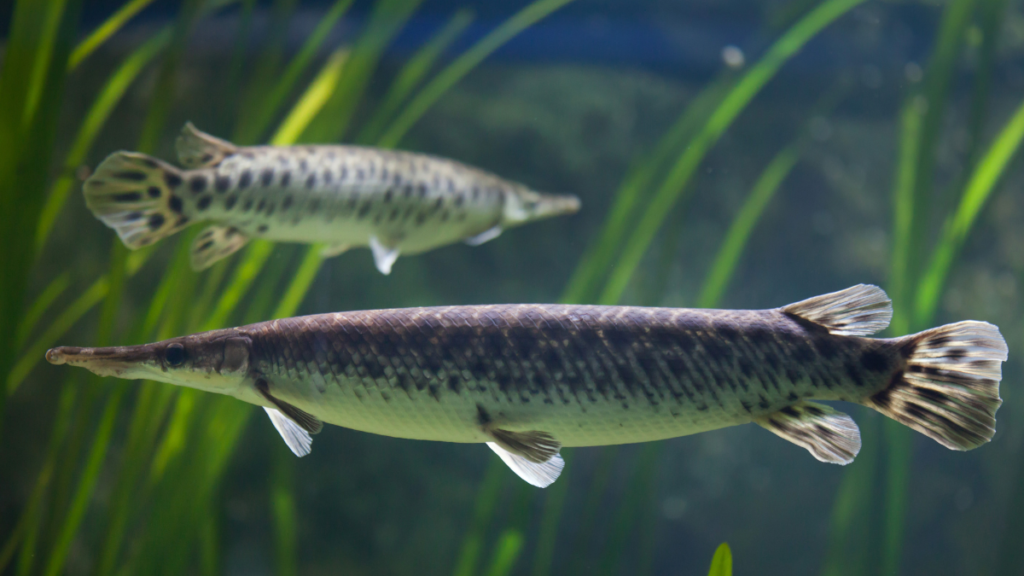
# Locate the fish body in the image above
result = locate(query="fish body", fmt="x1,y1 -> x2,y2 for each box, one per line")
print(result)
82,123 -> 580,273
47,285 -> 1008,487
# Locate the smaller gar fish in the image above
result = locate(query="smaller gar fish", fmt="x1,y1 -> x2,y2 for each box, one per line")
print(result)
82,123 -> 580,273
46,285 -> 1007,488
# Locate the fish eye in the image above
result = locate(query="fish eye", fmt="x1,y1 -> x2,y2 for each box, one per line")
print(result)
165,343 -> 187,367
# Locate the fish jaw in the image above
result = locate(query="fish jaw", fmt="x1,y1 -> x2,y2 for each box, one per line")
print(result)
500,187 -> 580,228
46,333 -> 250,395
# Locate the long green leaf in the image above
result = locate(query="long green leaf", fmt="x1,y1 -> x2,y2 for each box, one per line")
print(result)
378,0 -> 577,148
67,0 -> 157,69
707,543 -> 733,576
598,0 -> 866,305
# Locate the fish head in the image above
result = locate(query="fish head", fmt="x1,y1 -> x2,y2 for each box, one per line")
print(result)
500,186 -> 581,228
46,330 -> 252,395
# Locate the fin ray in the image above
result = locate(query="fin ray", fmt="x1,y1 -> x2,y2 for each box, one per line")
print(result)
265,407 -> 313,457
175,122 -> 238,168
755,401 -> 861,464
782,284 -> 892,336
486,442 -> 564,488
465,225 -> 502,246
83,152 -> 190,249
191,225 -> 249,270
256,379 -> 323,434
863,320 -> 1007,450
369,236 -> 400,275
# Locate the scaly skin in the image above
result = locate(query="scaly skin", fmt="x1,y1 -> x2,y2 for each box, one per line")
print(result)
46,304 -> 906,448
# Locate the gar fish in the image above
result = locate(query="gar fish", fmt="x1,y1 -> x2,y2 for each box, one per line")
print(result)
46,285 -> 1007,487
82,123 -> 580,273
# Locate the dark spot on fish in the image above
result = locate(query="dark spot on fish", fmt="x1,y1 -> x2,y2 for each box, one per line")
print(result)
384,190 -> 392,203
815,337 -> 840,360
176,216 -> 189,226
116,170 -> 147,181
215,175 -> 231,193
417,183 -> 428,198
260,169 -> 274,187
758,395 -> 771,409
305,174 -> 316,189
429,385 -> 442,402
197,196 -> 212,210
357,203 -> 371,219
238,170 -> 252,189
139,157 -> 159,169
787,392 -> 799,401
148,213 -> 165,230
168,196 -> 183,214
147,186 -> 161,198
265,203 -> 276,217
225,227 -> 238,238
476,404 -> 491,425
447,375 -> 462,394
189,175 -> 208,194
454,194 -> 464,207
125,211 -> 143,221
860,348 -> 888,373
741,400 -> 753,413
323,170 -> 332,185
282,195 -> 293,210
164,172 -> 182,188
257,224 -> 268,234
201,153 -> 213,164
198,240 -> 214,251
257,200 -> 266,212
113,191 -> 141,202
281,172 -> 291,187
224,195 -> 238,210
947,348 -> 967,361
243,199 -> 253,212
308,199 -> 320,212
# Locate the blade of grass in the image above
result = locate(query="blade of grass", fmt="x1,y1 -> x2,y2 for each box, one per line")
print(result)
36,28 -> 170,250
271,48 -> 351,146
377,0 -> 576,148
915,95 -> 1024,324
452,460 -> 505,576
271,442 -> 299,576
14,272 -> 69,347
247,0 -> 355,142
707,543 -> 733,576
356,9 -> 474,144
598,0 -> 867,306
481,530 -> 523,576
7,249 -> 153,393
67,0 -> 157,69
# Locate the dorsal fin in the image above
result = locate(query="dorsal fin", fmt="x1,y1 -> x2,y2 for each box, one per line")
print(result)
781,284 -> 892,336
175,122 -> 238,169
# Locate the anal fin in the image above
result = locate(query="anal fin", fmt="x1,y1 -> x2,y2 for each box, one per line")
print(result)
265,407 -> 313,457
191,225 -> 249,270
486,428 -> 564,488
369,235 -> 400,275
256,379 -> 323,434
754,401 -> 861,464
465,225 -> 502,246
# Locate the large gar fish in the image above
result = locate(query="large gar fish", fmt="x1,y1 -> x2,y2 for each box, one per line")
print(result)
46,285 -> 1007,487
82,123 -> 580,273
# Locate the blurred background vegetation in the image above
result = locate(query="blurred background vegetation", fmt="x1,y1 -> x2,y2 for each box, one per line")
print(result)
1,0 -> 1023,574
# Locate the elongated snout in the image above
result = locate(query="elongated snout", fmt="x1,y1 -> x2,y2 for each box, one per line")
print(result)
46,345 -> 157,378
537,193 -> 581,218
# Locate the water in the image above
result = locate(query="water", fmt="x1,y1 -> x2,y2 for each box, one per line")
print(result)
1,0 -> 1022,574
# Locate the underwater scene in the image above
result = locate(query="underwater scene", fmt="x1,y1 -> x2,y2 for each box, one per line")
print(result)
2,0 -> 1024,574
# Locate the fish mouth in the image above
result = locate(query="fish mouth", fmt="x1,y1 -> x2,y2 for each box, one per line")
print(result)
540,194 -> 581,217
46,345 -> 156,376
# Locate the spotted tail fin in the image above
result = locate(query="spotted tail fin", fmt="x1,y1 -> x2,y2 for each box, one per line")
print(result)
862,321 -> 1007,450
83,152 -> 191,249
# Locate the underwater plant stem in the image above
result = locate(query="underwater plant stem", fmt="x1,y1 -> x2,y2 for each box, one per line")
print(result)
482,529 -> 524,576
357,9 -> 475,144
271,442 -> 300,576
14,272 -> 69,347
68,0 -> 156,69
378,0 -> 578,148
452,459 -> 506,576
598,0 -> 866,306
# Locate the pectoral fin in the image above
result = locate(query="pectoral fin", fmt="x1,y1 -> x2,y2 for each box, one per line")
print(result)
486,428 -> 564,488
369,235 -> 400,275
465,226 -> 502,246
755,401 -> 861,464
190,225 -> 249,270
265,407 -> 313,457
255,379 -> 323,434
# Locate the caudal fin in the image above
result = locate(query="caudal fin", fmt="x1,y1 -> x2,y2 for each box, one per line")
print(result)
83,152 -> 191,249
863,321 -> 1008,450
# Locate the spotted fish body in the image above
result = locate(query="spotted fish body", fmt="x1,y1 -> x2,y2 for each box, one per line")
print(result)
82,123 -> 580,273
46,286 -> 1008,488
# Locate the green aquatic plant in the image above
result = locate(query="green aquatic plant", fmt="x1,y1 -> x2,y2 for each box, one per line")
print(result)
706,543 -> 734,576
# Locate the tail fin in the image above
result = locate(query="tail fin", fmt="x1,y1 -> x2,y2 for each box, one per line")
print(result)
863,321 -> 1008,450
83,152 -> 191,249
